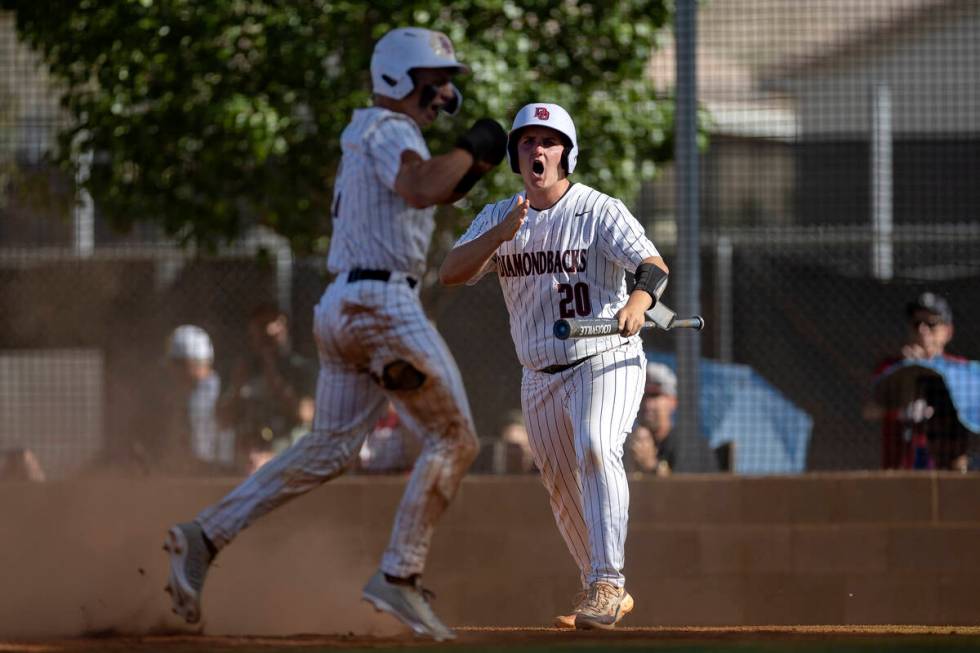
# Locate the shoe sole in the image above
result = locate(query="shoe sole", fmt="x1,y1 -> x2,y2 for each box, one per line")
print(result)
362,589 -> 456,642
554,613 -> 576,629
163,526 -> 202,624
573,592 -> 634,631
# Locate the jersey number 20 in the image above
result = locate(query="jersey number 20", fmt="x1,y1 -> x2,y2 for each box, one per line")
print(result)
557,282 -> 592,318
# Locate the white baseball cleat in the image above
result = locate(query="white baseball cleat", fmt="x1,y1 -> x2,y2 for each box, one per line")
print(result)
362,571 -> 456,641
163,522 -> 213,624
573,582 -> 634,630
554,589 -> 587,629
555,588 -> 633,629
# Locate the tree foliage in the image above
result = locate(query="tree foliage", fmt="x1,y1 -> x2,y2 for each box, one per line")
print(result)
7,0 -> 675,252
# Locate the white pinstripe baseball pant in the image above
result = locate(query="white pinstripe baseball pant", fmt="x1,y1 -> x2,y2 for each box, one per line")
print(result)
197,275 -> 479,578
521,343 -> 646,589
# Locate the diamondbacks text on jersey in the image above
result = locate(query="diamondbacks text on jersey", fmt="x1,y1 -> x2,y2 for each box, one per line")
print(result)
456,182 -> 659,371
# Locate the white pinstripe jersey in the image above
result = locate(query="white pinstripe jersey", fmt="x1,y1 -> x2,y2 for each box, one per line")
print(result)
455,183 -> 660,371
327,107 -> 434,279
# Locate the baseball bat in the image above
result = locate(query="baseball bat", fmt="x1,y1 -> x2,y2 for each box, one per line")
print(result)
553,302 -> 704,340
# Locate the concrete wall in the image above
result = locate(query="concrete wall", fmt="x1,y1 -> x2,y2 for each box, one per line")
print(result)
2,473 -> 979,639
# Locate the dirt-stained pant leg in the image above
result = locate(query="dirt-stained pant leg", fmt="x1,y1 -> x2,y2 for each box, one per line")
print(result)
521,368 -> 593,589
196,283 -> 389,549
368,285 -> 480,578
197,278 -> 477,571
197,369 -> 384,549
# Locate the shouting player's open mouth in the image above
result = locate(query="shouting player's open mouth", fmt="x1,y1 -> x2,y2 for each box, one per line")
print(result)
532,159 -> 545,175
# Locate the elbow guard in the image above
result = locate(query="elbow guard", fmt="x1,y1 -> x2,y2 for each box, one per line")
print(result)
630,263 -> 668,305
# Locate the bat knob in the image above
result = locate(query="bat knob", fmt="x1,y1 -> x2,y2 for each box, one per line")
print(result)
553,320 -> 571,341
693,315 -> 705,330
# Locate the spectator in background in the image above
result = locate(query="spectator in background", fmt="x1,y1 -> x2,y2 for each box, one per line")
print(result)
164,325 -> 235,473
626,363 -> 676,476
251,397 -> 318,474
626,362 -> 719,476
219,304 -> 318,472
868,292 -> 970,471
469,410 -> 536,474
275,396 -> 316,452
355,401 -> 422,474
497,409 -> 535,474
0,447 -> 47,482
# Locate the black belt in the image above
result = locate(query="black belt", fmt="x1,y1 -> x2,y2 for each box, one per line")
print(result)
347,269 -> 418,289
539,355 -> 594,375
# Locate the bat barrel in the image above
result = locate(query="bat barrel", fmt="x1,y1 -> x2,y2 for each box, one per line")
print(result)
553,318 -> 620,340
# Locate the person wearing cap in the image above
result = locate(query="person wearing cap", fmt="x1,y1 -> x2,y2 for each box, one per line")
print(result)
627,363 -> 678,476
163,325 -> 235,472
901,292 -> 955,362
627,362 -> 720,477
869,292 -> 968,470
440,102 -> 670,630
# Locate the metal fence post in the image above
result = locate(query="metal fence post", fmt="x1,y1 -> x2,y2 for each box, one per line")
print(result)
871,81 -> 893,281
674,0 -> 702,469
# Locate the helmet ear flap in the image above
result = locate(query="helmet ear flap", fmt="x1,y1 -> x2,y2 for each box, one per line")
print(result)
559,134 -> 573,174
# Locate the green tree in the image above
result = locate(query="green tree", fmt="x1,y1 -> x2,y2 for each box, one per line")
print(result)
6,0 -> 675,252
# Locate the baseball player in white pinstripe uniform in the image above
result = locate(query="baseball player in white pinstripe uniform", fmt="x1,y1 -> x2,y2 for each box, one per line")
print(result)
164,27 -> 507,641
441,102 -> 669,630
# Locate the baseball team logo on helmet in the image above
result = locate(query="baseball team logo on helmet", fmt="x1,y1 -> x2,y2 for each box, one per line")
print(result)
370,27 -> 468,114
429,32 -> 455,58
507,102 -> 578,174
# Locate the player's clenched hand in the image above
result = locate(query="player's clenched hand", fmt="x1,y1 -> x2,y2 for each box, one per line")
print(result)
616,285 -> 655,336
615,303 -> 647,337
493,196 -> 528,242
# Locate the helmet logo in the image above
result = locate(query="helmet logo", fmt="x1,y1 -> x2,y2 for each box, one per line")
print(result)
534,106 -> 550,120
430,32 -> 454,57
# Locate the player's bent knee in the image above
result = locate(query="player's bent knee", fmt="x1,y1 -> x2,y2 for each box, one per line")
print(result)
380,360 -> 427,391
458,430 -> 480,465
579,444 -> 605,473
429,421 -> 479,466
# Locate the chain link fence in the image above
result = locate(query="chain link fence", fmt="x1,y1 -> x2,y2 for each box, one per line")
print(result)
1,2 -> 978,479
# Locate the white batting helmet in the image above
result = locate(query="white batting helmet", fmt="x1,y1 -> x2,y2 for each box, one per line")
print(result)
507,102 -> 578,174
370,27 -> 468,113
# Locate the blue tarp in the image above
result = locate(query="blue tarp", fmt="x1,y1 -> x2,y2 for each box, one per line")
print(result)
648,352 -> 813,474
873,357 -> 980,434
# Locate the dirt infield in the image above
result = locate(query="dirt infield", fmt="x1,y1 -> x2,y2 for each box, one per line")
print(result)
5,626 -> 980,653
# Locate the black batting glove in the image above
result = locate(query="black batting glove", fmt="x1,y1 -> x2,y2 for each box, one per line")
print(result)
455,119 -> 507,166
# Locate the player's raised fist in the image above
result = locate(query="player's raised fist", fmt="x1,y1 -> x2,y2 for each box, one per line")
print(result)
495,196 -> 528,242
455,118 -> 508,166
